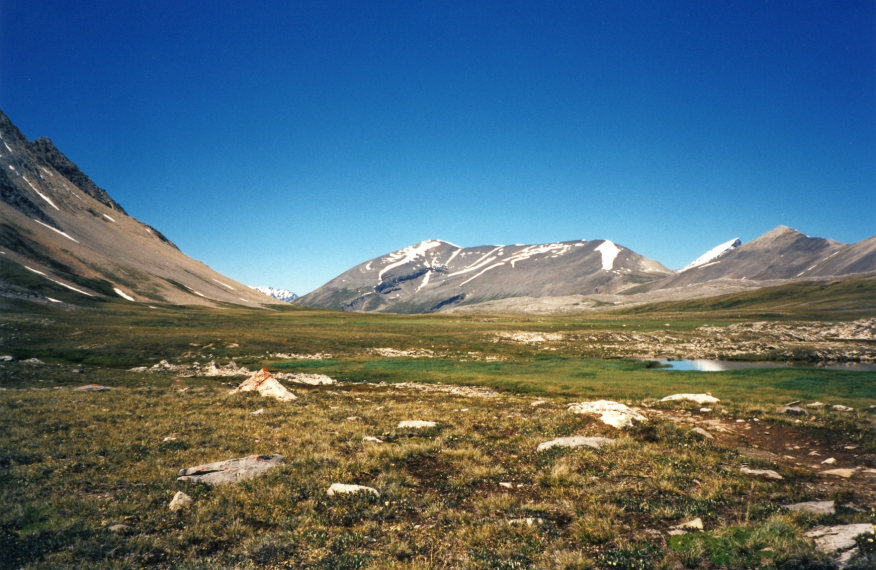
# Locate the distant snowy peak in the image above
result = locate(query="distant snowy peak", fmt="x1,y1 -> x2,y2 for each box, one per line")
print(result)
252,286 -> 298,303
681,237 -> 742,272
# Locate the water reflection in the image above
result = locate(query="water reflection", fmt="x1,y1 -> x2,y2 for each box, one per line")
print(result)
658,359 -> 876,372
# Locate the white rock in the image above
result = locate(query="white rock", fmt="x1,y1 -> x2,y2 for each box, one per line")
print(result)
499,482 -> 514,489
821,457 -> 837,465
229,369 -> 296,401
177,454 -> 285,486
805,523 -> 872,553
250,408 -> 265,415
807,401 -> 825,408
326,483 -> 379,497
673,517 -> 704,531
162,436 -> 177,442
530,400 -> 548,407
691,427 -> 714,440
169,491 -> 193,511
362,436 -> 384,444
821,468 -> 856,478
274,372 -> 336,385
398,420 -> 437,429
784,500 -> 836,515
0,355 -> 14,362
567,400 -> 646,428
831,404 -> 853,412
661,393 -> 720,404
740,466 -> 784,480
537,436 -> 615,452
508,517 -> 543,525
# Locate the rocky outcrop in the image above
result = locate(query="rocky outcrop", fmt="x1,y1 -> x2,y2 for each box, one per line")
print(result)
229,369 -> 297,401
177,454 -> 285,486
568,400 -> 646,428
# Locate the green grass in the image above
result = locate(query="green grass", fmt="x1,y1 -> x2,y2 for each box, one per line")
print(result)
1,301 -> 875,568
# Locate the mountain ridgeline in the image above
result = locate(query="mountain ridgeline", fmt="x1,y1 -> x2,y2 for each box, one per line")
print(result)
297,228 -> 876,313
0,109 -> 283,308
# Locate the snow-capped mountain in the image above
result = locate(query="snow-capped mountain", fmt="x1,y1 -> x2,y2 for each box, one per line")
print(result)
251,286 -> 298,303
295,238 -> 672,312
680,238 -> 742,272
0,109 -> 285,307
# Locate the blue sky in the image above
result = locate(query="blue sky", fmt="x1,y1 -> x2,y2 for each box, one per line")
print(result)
2,1 -> 874,294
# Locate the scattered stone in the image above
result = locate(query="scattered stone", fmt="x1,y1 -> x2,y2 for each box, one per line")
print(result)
346,416 -> 360,421
74,384 -> 110,392
22,358 -> 44,364
821,457 -> 837,465
568,400 -> 646,428
107,523 -> 133,534
537,436 -> 615,452
807,401 -> 825,408
162,436 -> 177,442
805,523 -> 872,559
274,371 -> 336,385
740,466 -> 784,480
661,393 -> 720,405
784,500 -> 836,516
177,454 -> 285,486
690,427 -> 714,440
699,407 -> 712,413
0,355 -> 13,362
250,408 -> 265,415
499,482 -> 514,489
362,436 -> 384,444
169,491 -> 193,511
326,483 -> 379,497
508,517 -> 543,526
229,369 -> 296,402
785,400 -> 801,406
831,404 -> 853,412
668,517 -> 704,535
530,400 -> 548,407
780,405 -> 808,416
820,468 -> 855,478
398,420 -> 437,429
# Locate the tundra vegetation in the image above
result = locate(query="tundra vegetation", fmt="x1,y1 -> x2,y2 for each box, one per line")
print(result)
1,299 -> 874,569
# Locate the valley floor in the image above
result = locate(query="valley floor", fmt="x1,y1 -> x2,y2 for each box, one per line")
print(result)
1,304 -> 875,569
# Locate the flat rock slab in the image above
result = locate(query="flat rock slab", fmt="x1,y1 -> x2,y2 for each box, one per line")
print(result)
661,393 -> 720,404
821,468 -> 856,478
740,466 -> 784,480
326,483 -> 379,497
537,436 -> 615,452
784,500 -> 836,516
805,523 -> 872,553
177,454 -> 285,486
229,369 -> 296,401
568,400 -> 645,428
74,384 -> 110,392
398,420 -> 438,428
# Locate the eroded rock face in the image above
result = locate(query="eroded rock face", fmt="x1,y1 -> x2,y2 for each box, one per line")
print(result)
177,454 -> 285,486
568,400 -> 646,428
536,436 -> 615,452
229,369 -> 297,401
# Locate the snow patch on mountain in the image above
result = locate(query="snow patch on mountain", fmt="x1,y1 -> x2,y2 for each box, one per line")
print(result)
681,238 -> 742,272
596,240 -> 621,270
252,286 -> 298,303
377,240 -> 450,281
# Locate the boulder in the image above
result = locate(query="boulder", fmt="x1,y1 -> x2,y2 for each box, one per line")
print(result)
740,466 -> 783,480
398,420 -> 437,429
537,436 -> 615,452
661,393 -> 720,405
784,500 -> 836,516
229,369 -> 296,402
0,355 -> 13,362
805,523 -> 872,554
326,483 -> 379,497
74,384 -> 110,392
568,400 -> 646,428
177,454 -> 285,486
168,491 -> 193,511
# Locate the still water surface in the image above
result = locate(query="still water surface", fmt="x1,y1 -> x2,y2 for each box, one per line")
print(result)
658,359 -> 876,372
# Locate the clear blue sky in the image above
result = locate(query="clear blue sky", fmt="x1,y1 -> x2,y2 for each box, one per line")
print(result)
2,1 -> 874,294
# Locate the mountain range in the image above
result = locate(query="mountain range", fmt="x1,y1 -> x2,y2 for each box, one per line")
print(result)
1,108 -> 873,314
0,110 -> 282,308
296,228 -> 876,313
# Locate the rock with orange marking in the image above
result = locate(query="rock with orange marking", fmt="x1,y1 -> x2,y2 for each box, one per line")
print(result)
229,369 -> 297,401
